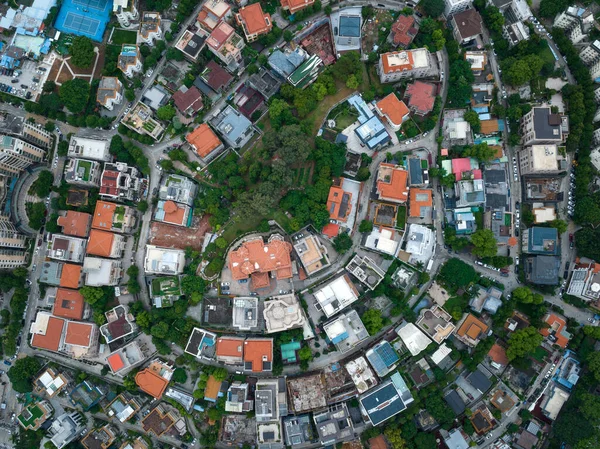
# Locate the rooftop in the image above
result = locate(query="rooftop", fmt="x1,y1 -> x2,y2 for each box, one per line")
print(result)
228,235 -> 292,282
453,8 -> 483,40
52,288 -> 85,320
359,372 -> 414,426
243,338 -> 273,372
57,211 -> 91,238
404,81 -> 436,115
376,93 -> 410,127
377,163 -> 409,203
236,3 -> 271,36
186,123 -> 222,159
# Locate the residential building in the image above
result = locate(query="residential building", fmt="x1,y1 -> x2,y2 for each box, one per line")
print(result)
405,223 -> 436,267
64,158 -> 102,187
533,206 -> 556,224
119,437 -> 149,449
376,163 -> 409,203
451,9 -> 483,44
567,261 -> 600,302
465,51 -> 487,74
0,215 -> 26,248
409,188 -> 433,218
153,200 -> 192,227
469,406 -> 494,435
330,7 -> 362,54
526,255 -> 560,285
518,144 -> 566,175
263,294 -> 305,333
522,227 -> 559,255
244,338 -> 273,372
210,105 -> 256,148
197,60 -> 233,94
174,29 -> 207,62
415,306 -> 455,344
225,381 -> 254,413
138,12 -> 162,45
100,162 -> 143,202
34,368 -> 68,397
92,200 -> 135,234
82,257 -> 121,287
173,86 -> 204,122
183,327 -> 217,360
540,312 -> 571,348
68,136 -> 110,162
144,245 -> 186,275
52,288 -> 86,320
158,174 -> 197,206
443,428 -> 469,449
503,21 -> 530,47
313,403 -> 354,446
141,85 -> 169,111
204,375 -> 223,402
378,49 -> 435,84
206,21 -> 245,72
29,312 -> 99,358
280,0 -> 315,14
18,400 -> 53,430
48,235 -> 87,263
0,250 -> 29,269
444,0 -> 472,17
359,372 -> 414,426
283,414 -> 314,446
268,47 -> 307,80
364,226 -> 401,257
540,384 -> 570,420
97,77 -> 123,110
346,254 -> 385,290
366,340 -> 400,377
86,229 -> 126,259
121,102 -> 165,141
257,421 -> 284,449
40,261 -> 82,288
444,390 -> 466,416
232,297 -> 259,331
579,40 -> 600,65
118,45 -> 142,78
186,123 -> 223,160
135,359 -> 174,399
0,135 -> 45,176
376,93 -> 410,131
454,313 -> 489,347
396,322 -> 432,356
247,67 -> 281,99
141,405 -> 178,436
255,378 -> 287,421
150,275 -> 184,308
389,14 -> 417,48
236,3 -> 272,42
216,336 -> 245,365
165,387 -> 195,411
197,0 -> 231,32
106,340 -> 146,376
228,234 -> 292,287
345,356 -> 378,393
520,107 -> 565,146
48,412 -> 85,449
469,285 -> 503,314
324,309 -> 369,353
100,305 -> 137,344
288,54 -> 322,89
293,232 -> 330,277
327,184 -> 354,224
81,425 -> 117,449
113,0 -> 138,28
107,393 -> 141,423
404,81 -> 436,116
22,122 -> 53,149
314,274 -> 360,318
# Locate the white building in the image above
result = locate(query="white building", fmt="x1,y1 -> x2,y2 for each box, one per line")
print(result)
444,0 -> 472,18
345,356 -> 378,394
64,158 -> 102,187
566,262 -> 600,302
518,144 -> 567,175
82,257 -> 122,286
520,107 -> 565,146
313,274 -> 359,318
405,224 -> 436,267
48,235 -> 86,263
113,0 -> 138,28
503,21 -> 530,47
67,136 -> 110,162
378,49 -> 435,84
144,245 -> 186,275
580,40 -> 600,65
118,45 -> 143,78
323,310 -> 369,353
263,294 -> 305,333
48,412 -> 85,449
232,297 -> 259,331
364,226 -> 400,256
0,215 -> 26,249
97,77 -> 123,111
138,12 -> 162,45
396,322 -> 432,356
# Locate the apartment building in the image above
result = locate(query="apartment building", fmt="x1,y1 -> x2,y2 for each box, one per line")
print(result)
67,136 -> 111,162
22,122 -> 53,149
520,107 -> 566,146
206,21 -> 245,72
113,0 -> 139,28
118,45 -> 143,78
0,249 -> 26,268
138,12 -> 162,45
97,77 -> 124,111
99,162 -> 143,202
64,158 -> 102,187
0,215 -> 26,248
0,135 -> 45,176
197,0 -> 232,32
378,49 -> 435,84
235,3 -> 272,42
518,145 -> 567,176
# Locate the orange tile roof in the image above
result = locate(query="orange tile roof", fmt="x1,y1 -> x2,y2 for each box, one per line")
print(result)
92,200 -> 117,230
480,119 -> 499,135
204,375 -> 222,401
369,435 -> 390,449
216,337 -> 244,358
376,93 -> 409,127
243,339 -> 273,372
107,353 -> 125,372
487,343 -> 509,366
162,201 -> 186,225
390,15 -> 416,47
60,264 -> 82,289
381,51 -> 414,74
540,313 -> 569,348
87,229 -> 115,258
322,223 -> 340,238
236,3 -> 272,36
228,237 -> 293,281
456,314 -> 489,341
53,288 -> 85,320
409,188 -> 433,217
280,0 -> 315,13
404,81 -> 436,115
32,316 -> 65,352
377,163 -> 409,202
327,185 -> 353,222
186,124 -> 222,158
57,211 -> 91,237
64,321 -> 93,347
135,368 -> 169,399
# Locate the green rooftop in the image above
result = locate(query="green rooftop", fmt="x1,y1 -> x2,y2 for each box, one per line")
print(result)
18,403 -> 45,430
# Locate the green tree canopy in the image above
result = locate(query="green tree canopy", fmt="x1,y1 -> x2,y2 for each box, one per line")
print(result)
172,367 -> 188,383
68,36 -> 95,68
80,286 -> 105,305
156,105 -> 176,121
512,286 -> 543,304
33,170 -> 54,198
362,309 -> 384,335
333,232 -> 353,254
506,326 -> 543,360
359,220 -> 374,233
7,356 -> 41,393
471,229 -> 498,258
421,0 -> 444,17
439,258 -> 478,288
59,79 -> 90,113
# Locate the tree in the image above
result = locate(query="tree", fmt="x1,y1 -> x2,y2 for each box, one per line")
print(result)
212,367 -> 228,381
80,286 -> 105,305
284,30 -> 293,42
579,393 -> 600,424
57,140 -> 68,156
426,395 -> 454,425
172,367 -> 188,383
27,202 -> 46,230
464,110 -> 481,133
356,167 -> 371,181
512,286 -> 543,305
7,356 -> 41,393
333,233 -> 353,254
359,220 -> 373,233
384,426 -> 406,449
324,5 -> 332,15
156,105 -> 176,121
247,64 -> 258,75
59,79 -> 90,113
421,0 -> 444,17
463,142 -> 496,162
506,327 -> 543,360
346,74 -> 359,89
587,351 -> 600,383
432,29 -> 446,50
166,47 -> 185,61
471,229 -> 498,258
137,200 -> 148,212
43,81 -> 56,93
362,309 -> 383,335
414,432 -> 436,449
33,170 -> 54,198
298,345 -> 313,361
151,322 -> 169,339
439,258 -> 478,288
539,0 -> 569,18
125,89 -> 135,102
549,219 -> 568,234
69,36 -> 95,68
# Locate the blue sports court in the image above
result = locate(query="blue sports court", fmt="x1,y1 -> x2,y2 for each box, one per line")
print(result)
54,0 -> 113,42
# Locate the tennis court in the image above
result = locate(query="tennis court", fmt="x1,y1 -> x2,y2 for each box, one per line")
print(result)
54,0 -> 112,42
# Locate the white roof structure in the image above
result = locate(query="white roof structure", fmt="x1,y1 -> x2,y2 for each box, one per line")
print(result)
431,343 -> 452,365
67,136 -> 110,162
448,119 -> 470,139
323,310 -> 369,353
533,206 -> 556,224
444,429 -> 469,449
396,322 -> 432,356
364,227 -> 399,256
528,145 -> 562,171
82,257 -> 120,286
405,224 -> 435,266
314,274 -> 359,318
465,51 -> 486,71
345,356 -> 378,393
144,245 -> 186,275
37,370 -> 65,396
541,386 -> 570,420
263,294 -> 305,333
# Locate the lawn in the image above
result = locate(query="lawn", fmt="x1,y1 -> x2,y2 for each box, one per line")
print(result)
151,276 -> 181,296
306,81 -> 355,136
396,205 -> 407,230
531,346 -> 548,363
332,109 -> 358,131
111,29 -> 137,45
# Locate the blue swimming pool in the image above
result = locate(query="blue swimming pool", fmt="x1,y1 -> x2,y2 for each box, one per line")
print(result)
54,0 -> 113,42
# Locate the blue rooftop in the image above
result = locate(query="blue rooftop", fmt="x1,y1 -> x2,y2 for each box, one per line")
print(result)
366,340 -> 399,377
55,0 -> 112,42
348,94 -> 391,150
212,105 -> 254,148
268,48 -> 306,79
527,227 -> 559,255
554,350 -> 580,390
359,373 -> 413,426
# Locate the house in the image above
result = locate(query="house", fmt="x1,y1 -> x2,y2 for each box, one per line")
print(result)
345,356 -> 378,393
144,245 -> 186,275
34,368 -> 68,397
257,421 -> 284,449
431,343 -> 454,370
52,288 -> 86,321
376,93 -> 410,131
99,305 -> 136,344
113,0 -> 138,27
153,200 -> 192,227
330,8 -> 362,54
554,350 -> 580,390
404,223 -> 436,267
389,15 -> 417,48
106,393 -> 141,423
86,230 -> 126,259
268,47 -> 307,79
540,384 -> 570,420
469,285 -> 503,314
48,235 -> 87,263
173,86 -> 204,121
211,105 -> 256,148
514,430 -> 539,449
293,232 -> 330,277
469,406 -> 494,434
567,260 -> 600,302
64,158 -> 102,187
141,405 -> 178,436
520,107 -> 566,146
83,257 -> 122,286
97,77 -> 123,111
454,313 -> 489,347
327,184 -> 354,223
313,403 -> 354,446
247,67 -> 281,99
81,425 -> 117,449
138,12 -> 162,45
183,327 -> 217,360
280,0 -> 315,14
442,428 -> 469,449
365,340 -> 400,378
490,388 -> 515,413
467,369 -> 492,394
364,226 -> 401,256
263,294 -> 305,333
135,359 -> 174,399
444,390 -> 466,415
92,200 -> 135,234
17,400 -> 53,430
255,377 -> 287,421
197,60 -> 234,95
503,21 -> 530,47
158,174 -> 197,206
378,49 -> 435,84
444,0 -> 472,17
348,93 -> 391,150
396,322 -> 432,356
415,306 -> 455,343
404,81 -> 436,116
40,262 -> 83,288
244,338 -> 273,372
283,414 -> 314,446
174,29 -> 206,63
288,54 -> 322,89
197,0 -> 231,32
99,162 -> 143,202
359,372 -> 414,426
523,227 -> 559,255
118,45 -> 142,78
225,382 -> 254,413
313,274 -> 360,318
106,341 -> 146,376
376,163 -> 409,203
216,336 -> 244,365
487,343 -> 509,369
121,102 -> 165,141
232,297 -> 259,331
29,312 -> 99,358
48,412 -> 85,449
323,310 -> 369,353
526,255 -> 560,285
346,254 -> 385,290
235,3 -> 272,42
409,188 -> 433,218
518,144 -> 566,175
451,9 -> 482,44
186,123 -> 223,161
206,21 -> 245,72
540,313 -> 571,348
142,85 -> 169,111
57,211 -> 91,238
204,375 -> 223,402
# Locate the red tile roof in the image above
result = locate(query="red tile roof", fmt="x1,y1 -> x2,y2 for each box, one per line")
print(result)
135,368 -> 169,399
207,21 -> 235,50
376,93 -> 410,127
409,188 -> 433,217
488,343 -> 509,366
237,3 -> 272,36
53,288 -> 85,320
87,230 -> 116,258
540,313 -> 569,348
186,124 -> 222,158
404,81 -> 436,115
280,0 -> 315,13
202,60 -> 233,91
100,169 -> 120,197
173,86 -> 204,115
376,163 -> 409,202
228,237 -> 293,281
32,316 -> 65,352
107,353 -> 125,372
243,339 -> 273,372
390,15 -> 416,47
161,200 -> 186,226
92,201 -> 117,230
216,336 -> 244,359
381,51 -> 414,74
322,223 -> 340,238
64,321 -> 94,347
60,264 -> 82,289
57,211 -> 91,238
326,185 -> 353,222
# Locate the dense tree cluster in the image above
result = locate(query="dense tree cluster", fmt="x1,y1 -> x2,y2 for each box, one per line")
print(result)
68,36 -> 95,68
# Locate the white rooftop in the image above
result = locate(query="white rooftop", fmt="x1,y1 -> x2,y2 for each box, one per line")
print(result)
314,274 -> 359,318
144,245 -> 186,274
365,227 -> 399,256
396,322 -> 432,356
529,145 -> 562,171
